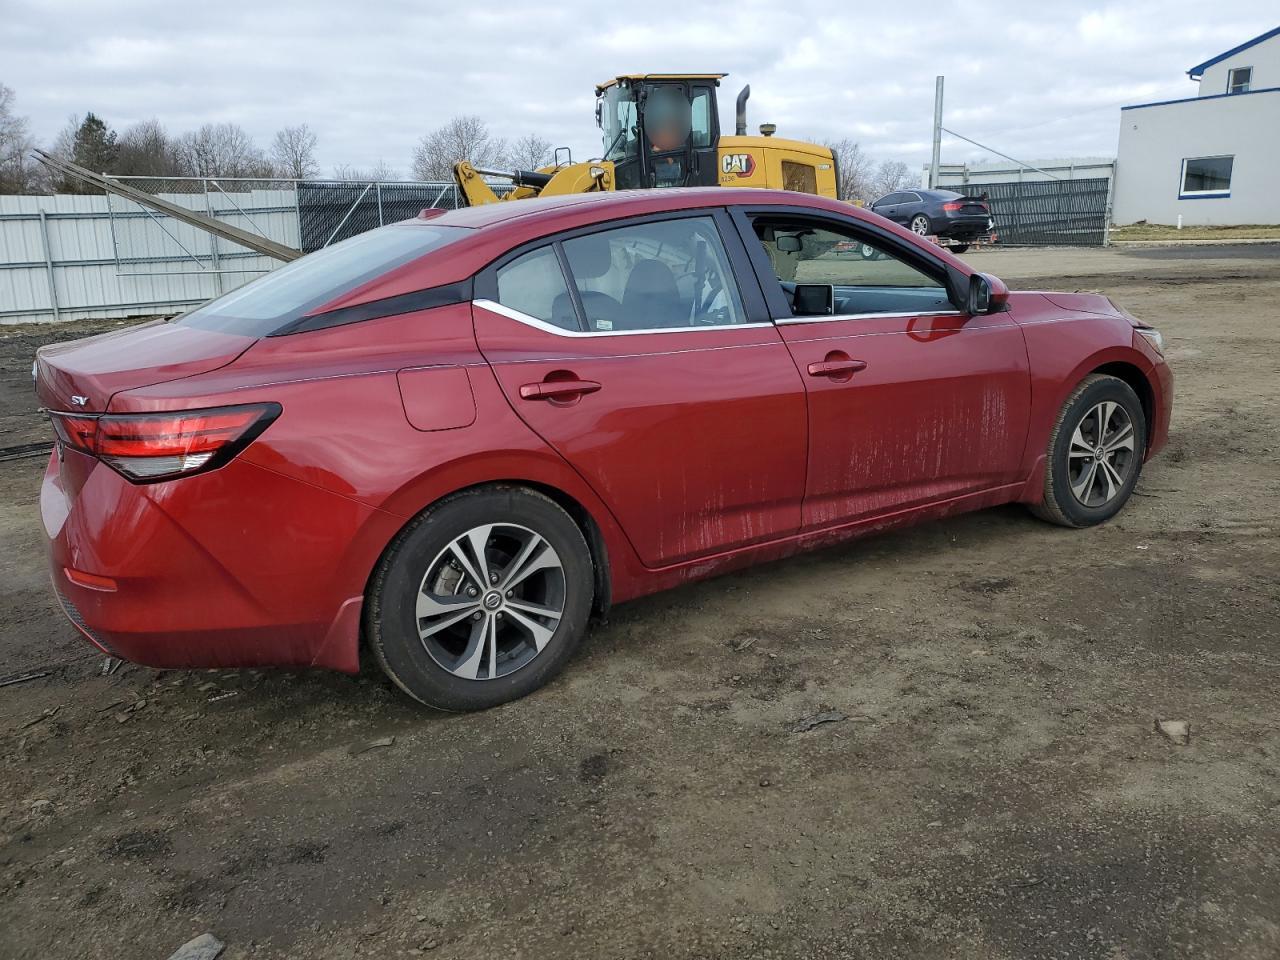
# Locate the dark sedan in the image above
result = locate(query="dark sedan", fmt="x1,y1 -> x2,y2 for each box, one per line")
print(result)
869,189 -> 993,252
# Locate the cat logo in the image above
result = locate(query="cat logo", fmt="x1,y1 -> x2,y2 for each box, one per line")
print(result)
720,153 -> 756,178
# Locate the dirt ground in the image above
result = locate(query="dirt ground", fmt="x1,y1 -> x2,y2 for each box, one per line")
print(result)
1,244 -> 1278,960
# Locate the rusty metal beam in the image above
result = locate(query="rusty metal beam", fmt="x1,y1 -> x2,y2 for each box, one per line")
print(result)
32,151 -> 303,262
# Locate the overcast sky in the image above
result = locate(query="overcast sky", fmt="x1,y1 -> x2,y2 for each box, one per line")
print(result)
3,0 -> 1277,177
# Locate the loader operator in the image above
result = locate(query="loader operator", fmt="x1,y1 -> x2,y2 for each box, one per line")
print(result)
645,86 -> 692,186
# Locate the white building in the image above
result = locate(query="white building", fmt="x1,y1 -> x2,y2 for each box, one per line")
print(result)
1113,26 -> 1280,226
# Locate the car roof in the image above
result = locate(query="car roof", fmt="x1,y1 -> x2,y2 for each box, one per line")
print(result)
426,187 -> 863,231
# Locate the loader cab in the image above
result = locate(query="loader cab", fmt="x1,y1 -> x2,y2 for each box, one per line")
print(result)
596,74 -> 722,190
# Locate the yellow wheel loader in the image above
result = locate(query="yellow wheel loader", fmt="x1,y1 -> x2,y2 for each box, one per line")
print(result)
453,74 -> 839,205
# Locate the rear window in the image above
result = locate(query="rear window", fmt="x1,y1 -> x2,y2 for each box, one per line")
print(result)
175,224 -> 465,336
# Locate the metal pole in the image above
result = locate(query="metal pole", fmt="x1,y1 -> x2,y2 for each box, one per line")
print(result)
930,76 -> 944,189
376,181 -> 384,226
204,179 -> 224,295
37,209 -> 60,322
293,179 -> 303,253
1102,162 -> 1116,247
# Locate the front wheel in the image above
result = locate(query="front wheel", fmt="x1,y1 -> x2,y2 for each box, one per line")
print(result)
910,214 -> 932,236
366,487 -> 594,710
1031,374 -> 1147,528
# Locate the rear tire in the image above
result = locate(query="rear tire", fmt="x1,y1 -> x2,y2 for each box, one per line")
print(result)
366,486 -> 594,711
949,243 -> 970,254
1031,374 -> 1147,528
910,214 -> 931,236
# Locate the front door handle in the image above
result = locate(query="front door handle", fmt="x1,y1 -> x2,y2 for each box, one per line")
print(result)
807,358 -> 867,378
519,379 -> 601,401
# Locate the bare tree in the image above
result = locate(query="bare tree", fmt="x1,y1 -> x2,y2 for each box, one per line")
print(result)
823,138 -> 875,203
176,123 -> 272,178
506,133 -> 553,171
271,123 -> 319,180
412,115 -> 507,181
0,83 -> 40,193
331,158 -> 399,181
869,159 -> 917,199
115,119 -> 182,177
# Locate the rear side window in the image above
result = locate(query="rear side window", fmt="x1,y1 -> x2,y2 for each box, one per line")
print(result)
561,217 -> 747,332
175,224 -> 464,336
496,247 -> 578,331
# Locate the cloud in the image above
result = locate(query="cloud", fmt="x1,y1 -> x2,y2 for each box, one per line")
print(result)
2,0 -> 1276,177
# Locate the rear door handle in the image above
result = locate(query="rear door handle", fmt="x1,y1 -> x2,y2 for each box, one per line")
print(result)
519,379 -> 601,401
807,359 -> 867,378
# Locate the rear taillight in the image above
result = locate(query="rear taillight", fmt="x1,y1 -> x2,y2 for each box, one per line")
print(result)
50,403 -> 280,483
943,201 -> 963,212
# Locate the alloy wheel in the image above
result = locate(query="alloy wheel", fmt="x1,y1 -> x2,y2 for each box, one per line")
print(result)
415,523 -> 565,681
911,216 -> 930,235
1068,401 -> 1137,507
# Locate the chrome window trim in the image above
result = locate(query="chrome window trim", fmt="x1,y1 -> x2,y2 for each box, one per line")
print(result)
775,309 -> 966,325
473,299 -> 775,337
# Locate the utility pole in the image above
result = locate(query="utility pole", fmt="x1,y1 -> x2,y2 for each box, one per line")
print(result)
930,76 -> 944,188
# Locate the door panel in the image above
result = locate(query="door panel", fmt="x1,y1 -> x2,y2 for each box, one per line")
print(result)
474,304 -> 807,567
733,207 -> 1031,530
779,312 -> 1030,527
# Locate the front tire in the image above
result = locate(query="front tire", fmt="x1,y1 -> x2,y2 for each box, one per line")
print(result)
366,487 -> 594,710
1031,374 -> 1147,528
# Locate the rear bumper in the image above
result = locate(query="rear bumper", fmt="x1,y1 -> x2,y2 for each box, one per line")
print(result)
42,450 -> 393,673
934,216 -> 992,240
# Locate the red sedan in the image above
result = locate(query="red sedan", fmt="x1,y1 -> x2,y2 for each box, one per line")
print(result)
35,189 -> 1172,710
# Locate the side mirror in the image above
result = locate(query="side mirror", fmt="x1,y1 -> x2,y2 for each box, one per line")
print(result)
776,234 -> 803,253
966,273 -> 1009,315
793,283 -> 834,316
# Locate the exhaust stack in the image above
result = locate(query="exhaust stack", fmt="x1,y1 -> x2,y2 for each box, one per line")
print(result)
735,85 -> 751,136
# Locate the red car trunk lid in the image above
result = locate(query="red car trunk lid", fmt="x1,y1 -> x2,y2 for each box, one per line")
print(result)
35,321 -> 254,413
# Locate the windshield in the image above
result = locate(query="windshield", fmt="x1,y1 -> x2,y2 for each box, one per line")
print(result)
599,85 -> 639,162
175,225 -> 464,337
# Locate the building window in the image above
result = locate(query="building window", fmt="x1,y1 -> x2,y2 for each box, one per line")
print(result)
1227,67 -> 1252,94
1180,156 -> 1233,198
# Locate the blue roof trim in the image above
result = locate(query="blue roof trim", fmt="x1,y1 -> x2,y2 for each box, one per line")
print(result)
1121,85 -> 1280,111
1186,25 -> 1280,78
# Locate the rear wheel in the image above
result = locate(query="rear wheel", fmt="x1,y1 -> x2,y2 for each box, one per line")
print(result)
1031,374 -> 1147,528
366,487 -> 594,710
949,243 -> 970,254
910,214 -> 931,236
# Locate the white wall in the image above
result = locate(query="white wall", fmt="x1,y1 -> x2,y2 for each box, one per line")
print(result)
931,158 -> 1114,187
0,190 -> 294,324
1197,32 -> 1280,96
1112,89 -> 1280,225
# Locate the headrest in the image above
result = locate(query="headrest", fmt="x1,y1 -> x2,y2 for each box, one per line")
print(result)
566,237 -> 613,279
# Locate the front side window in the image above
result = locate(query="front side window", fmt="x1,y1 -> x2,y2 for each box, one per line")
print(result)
751,218 -> 952,317
496,246 -> 577,331
1228,66 -> 1252,94
561,217 -> 747,332
1180,156 -> 1233,197
176,225 -> 464,336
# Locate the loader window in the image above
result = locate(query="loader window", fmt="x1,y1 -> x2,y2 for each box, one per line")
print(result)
563,217 -> 747,332
690,88 -> 713,148
601,85 -> 640,162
